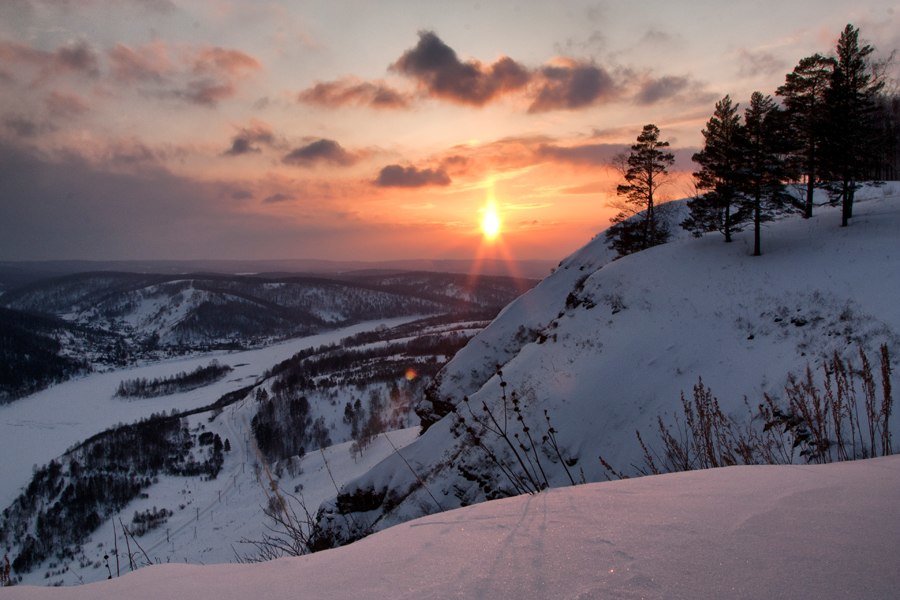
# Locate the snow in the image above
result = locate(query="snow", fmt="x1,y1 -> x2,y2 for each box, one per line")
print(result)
314,185 -> 900,544
6,456 -> 899,599
0,316 -> 420,509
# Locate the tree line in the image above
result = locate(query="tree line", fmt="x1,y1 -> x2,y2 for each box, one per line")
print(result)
608,24 -> 897,257
115,360 -> 232,398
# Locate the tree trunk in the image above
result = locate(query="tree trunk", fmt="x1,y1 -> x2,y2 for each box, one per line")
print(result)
804,171 -> 814,219
724,201 -> 732,243
753,192 -> 761,256
841,179 -> 850,227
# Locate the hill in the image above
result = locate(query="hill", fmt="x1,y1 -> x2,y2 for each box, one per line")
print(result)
0,271 -> 533,399
310,185 -> 900,548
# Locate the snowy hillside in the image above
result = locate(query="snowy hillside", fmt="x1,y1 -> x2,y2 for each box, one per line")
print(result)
312,186 -> 900,547
0,271 -> 532,399
0,313 -> 486,585
5,456 -> 899,599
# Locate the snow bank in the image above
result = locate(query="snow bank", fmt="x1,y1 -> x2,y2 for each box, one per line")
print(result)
6,456 -> 899,599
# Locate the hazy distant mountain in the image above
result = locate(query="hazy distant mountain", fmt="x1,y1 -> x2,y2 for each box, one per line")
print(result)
0,258 -> 555,292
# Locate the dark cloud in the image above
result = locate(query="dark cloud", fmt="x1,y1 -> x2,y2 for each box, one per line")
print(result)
223,121 -> 277,156
45,90 -> 90,118
391,31 -> 530,106
374,164 -> 450,187
634,75 -> 691,105
2,115 -> 49,138
536,142 -> 623,165
262,192 -> 294,204
528,60 -> 617,113
230,189 -> 254,200
224,137 -> 258,156
298,79 -> 411,110
282,139 -> 356,167
171,78 -> 235,107
55,42 -> 100,76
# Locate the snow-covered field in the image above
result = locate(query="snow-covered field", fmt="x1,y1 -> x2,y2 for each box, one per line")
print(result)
0,316 -> 420,510
6,456 -> 899,599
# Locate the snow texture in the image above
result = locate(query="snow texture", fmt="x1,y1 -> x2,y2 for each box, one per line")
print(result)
6,456 -> 899,599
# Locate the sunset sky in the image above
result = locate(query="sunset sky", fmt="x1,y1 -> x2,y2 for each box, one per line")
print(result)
1,0 -> 898,263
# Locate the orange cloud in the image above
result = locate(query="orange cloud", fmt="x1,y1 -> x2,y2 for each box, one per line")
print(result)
298,77 -> 412,110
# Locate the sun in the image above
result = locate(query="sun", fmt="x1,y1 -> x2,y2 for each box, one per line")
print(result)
481,204 -> 502,241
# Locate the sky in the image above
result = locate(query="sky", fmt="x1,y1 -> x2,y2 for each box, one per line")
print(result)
1,0 -> 898,263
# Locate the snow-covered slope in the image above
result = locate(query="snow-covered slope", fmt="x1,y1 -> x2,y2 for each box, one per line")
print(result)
313,186 -> 900,547
6,456 -> 899,599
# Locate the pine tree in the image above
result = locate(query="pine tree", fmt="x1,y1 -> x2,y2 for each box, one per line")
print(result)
682,95 -> 750,242
776,53 -> 834,218
606,124 -> 675,257
742,92 -> 793,256
822,24 -> 885,226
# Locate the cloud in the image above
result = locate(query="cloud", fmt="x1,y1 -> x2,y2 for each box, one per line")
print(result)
737,48 -> 788,77
528,59 -> 617,113
298,78 -> 411,110
230,189 -> 254,200
222,120 -> 279,155
263,192 -> 294,204
190,47 -> 260,76
282,139 -> 356,167
391,30 -> 530,106
2,115 -> 51,138
108,42 -> 171,83
536,142 -> 623,165
634,75 -> 691,105
173,78 -> 235,106
374,164 -> 451,187
0,39 -> 100,83
0,138 -> 320,260
107,42 -> 260,107
45,90 -> 90,118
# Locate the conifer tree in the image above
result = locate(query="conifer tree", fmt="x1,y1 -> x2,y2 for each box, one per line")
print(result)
742,92 -> 793,256
606,124 -> 675,257
682,95 -> 750,242
822,24 -> 885,226
776,53 -> 834,218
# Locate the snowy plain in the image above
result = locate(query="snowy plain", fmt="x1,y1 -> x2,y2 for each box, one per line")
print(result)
6,456 -> 899,599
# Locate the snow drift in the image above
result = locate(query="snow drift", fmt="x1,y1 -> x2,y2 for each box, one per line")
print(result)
6,456 -> 900,599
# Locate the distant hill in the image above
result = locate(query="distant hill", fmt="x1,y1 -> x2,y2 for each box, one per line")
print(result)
0,270 -> 536,399
0,258 -> 555,292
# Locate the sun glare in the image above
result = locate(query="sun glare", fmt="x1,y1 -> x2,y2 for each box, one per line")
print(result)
481,205 -> 501,241
480,181 -> 502,241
